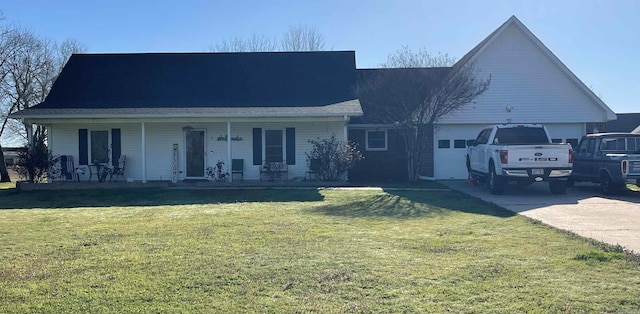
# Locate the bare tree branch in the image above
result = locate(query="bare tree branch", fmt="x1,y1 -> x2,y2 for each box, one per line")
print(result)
356,47 -> 490,182
210,24 -> 326,52
381,46 -> 455,68
210,34 -> 278,52
281,24 -> 325,51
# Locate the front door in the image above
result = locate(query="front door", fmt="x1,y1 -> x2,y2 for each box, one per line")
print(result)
186,130 -> 205,178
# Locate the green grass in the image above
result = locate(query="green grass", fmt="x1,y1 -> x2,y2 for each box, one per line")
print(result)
0,181 -> 15,190
1,188 -> 639,313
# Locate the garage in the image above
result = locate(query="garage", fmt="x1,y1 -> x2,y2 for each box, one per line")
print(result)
433,123 -> 587,180
429,17 -> 614,180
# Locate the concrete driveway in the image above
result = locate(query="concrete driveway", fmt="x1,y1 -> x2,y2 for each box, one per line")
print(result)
441,180 -> 640,253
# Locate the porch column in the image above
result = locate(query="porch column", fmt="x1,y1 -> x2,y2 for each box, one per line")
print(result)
25,123 -> 34,149
227,122 -> 232,182
343,115 -> 348,142
141,122 -> 147,183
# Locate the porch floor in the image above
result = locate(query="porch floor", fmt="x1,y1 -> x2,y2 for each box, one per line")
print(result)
16,179 -> 363,191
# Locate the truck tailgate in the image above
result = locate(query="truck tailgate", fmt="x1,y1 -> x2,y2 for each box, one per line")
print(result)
502,145 -> 571,168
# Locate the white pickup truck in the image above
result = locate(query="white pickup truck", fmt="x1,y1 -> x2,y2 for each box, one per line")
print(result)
466,124 -> 573,194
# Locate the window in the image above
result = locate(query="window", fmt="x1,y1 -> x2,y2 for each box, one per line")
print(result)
90,130 -> 109,163
454,139 -> 466,149
438,139 -> 450,149
586,138 -> 595,154
366,130 -> 387,151
494,127 -> 548,144
576,138 -> 588,154
600,137 -> 640,152
265,130 -> 283,162
475,128 -> 492,144
552,138 -> 562,143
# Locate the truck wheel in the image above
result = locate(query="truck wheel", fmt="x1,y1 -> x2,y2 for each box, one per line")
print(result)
600,172 -> 622,195
549,180 -> 567,194
488,164 -> 505,195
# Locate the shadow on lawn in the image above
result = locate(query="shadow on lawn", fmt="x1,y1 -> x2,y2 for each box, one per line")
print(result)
310,189 -> 515,219
0,188 -> 324,210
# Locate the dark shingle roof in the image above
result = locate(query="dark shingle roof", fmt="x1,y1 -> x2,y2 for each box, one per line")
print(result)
34,51 -> 357,109
351,67 -> 452,124
604,113 -> 640,132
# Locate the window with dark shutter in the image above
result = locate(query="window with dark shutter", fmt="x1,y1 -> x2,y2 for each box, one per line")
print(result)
265,130 -> 283,162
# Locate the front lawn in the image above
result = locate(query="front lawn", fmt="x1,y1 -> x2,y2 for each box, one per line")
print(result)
0,181 -> 15,190
0,188 -> 638,313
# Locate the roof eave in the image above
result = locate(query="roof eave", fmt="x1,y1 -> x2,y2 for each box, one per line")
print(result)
13,112 -> 363,119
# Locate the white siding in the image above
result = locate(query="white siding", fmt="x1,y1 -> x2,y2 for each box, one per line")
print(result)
433,123 -> 584,180
440,23 -> 611,124
48,120 -> 344,182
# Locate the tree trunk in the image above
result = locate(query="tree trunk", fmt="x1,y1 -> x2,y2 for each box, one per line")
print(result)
0,145 -> 11,182
406,128 -> 420,183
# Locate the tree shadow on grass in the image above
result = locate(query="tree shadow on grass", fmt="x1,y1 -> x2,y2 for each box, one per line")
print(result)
0,188 -> 324,210
309,189 -> 515,219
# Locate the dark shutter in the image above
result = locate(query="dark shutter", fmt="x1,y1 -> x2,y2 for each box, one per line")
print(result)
111,128 -> 121,167
78,129 -> 88,165
286,128 -> 295,165
252,128 -> 262,165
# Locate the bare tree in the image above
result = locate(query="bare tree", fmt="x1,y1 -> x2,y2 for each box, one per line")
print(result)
0,22 -> 86,182
355,47 -> 490,182
211,33 -> 278,52
281,24 -> 325,51
0,14 -> 25,182
382,46 -> 454,68
210,24 -> 326,52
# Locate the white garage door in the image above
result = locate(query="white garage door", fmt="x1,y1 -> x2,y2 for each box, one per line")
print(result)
433,123 -> 585,180
434,124 -> 487,179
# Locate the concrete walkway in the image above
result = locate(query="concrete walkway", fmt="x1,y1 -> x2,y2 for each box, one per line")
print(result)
441,180 -> 640,253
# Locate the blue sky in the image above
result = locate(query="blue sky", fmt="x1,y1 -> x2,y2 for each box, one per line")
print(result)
2,0 -> 639,113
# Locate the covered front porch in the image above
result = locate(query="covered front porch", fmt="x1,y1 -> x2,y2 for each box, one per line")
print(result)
31,111 -> 357,184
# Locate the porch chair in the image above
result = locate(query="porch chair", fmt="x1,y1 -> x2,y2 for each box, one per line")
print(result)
109,155 -> 127,182
59,155 -> 78,181
231,159 -> 244,181
305,158 -> 321,181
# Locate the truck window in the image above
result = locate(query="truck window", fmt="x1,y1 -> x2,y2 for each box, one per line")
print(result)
586,138 -> 595,154
601,139 -> 618,151
475,129 -> 492,144
600,137 -> 640,152
576,138 -> 588,154
494,127 -> 549,144
628,138 -> 638,151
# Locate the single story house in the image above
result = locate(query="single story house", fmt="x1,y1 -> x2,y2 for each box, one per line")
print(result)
11,52 -> 362,182
11,16 -> 616,182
